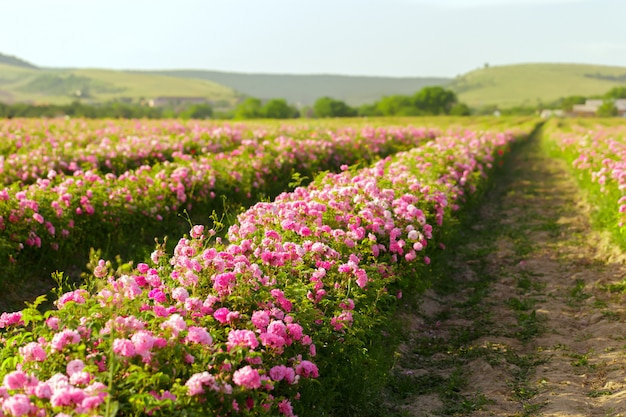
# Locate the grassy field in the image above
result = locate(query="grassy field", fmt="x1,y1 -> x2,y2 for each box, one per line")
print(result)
451,63 -> 626,108
0,63 -> 240,105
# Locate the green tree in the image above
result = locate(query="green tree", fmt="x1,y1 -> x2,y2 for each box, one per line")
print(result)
597,100 -> 618,117
412,86 -> 457,115
234,97 -> 263,119
261,98 -> 299,119
449,102 -> 471,116
560,95 -> 586,111
358,103 -> 382,117
313,97 -> 357,118
376,95 -> 414,116
605,86 -> 626,99
180,103 -> 213,120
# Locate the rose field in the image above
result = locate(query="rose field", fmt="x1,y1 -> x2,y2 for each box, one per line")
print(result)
2,117 -> 626,417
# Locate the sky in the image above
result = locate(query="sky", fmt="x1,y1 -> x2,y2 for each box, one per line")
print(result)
1,0 -> 625,78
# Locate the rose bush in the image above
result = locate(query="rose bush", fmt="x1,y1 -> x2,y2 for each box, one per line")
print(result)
0,126 -> 523,416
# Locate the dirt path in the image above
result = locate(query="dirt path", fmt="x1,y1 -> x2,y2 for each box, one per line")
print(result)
384,135 -> 626,416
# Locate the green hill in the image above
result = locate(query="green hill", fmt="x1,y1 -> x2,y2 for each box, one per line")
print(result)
0,52 -> 38,70
145,70 -> 451,106
1,51 -> 626,109
0,63 -> 241,106
451,63 -> 626,108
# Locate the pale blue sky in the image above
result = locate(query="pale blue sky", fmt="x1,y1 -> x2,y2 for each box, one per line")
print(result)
1,0 -> 624,77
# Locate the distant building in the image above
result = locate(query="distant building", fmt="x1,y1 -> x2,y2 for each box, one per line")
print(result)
570,98 -> 626,117
616,99 -> 626,116
571,103 -> 598,117
148,97 -> 209,108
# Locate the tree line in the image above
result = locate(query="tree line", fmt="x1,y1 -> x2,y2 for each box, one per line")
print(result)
229,86 -> 469,119
2,86 -> 625,120
0,86 -> 469,120
0,100 -> 214,119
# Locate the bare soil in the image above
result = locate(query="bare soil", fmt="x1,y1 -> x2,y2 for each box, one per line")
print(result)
386,138 -> 626,416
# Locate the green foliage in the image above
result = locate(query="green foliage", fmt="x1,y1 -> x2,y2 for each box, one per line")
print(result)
357,102 -> 383,117
179,103 -> 213,120
597,100 -> 618,117
312,96 -> 357,118
261,98 -> 299,119
232,98 -> 299,120
560,95 -> 587,111
413,86 -> 458,115
604,86 -> 626,99
449,102 -> 471,116
0,100 -> 190,119
233,97 -> 263,119
375,95 -> 415,116
366,87 -> 463,117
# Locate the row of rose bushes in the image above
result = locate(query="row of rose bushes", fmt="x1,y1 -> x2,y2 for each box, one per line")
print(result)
0,119 -> 438,185
0,121 -> 439,277
543,121 -> 626,246
0,127 -> 524,416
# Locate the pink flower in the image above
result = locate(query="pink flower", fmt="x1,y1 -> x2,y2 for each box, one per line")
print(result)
81,394 -> 104,410
66,359 -> 85,376
160,314 -> 187,337
259,332 -> 286,350
227,329 -> 259,350
278,399 -> 295,416
251,310 -> 270,330
50,387 -> 81,407
2,394 -> 32,416
213,307 -> 230,324
269,365 -> 288,382
137,263 -> 149,274
50,329 -> 81,352
172,287 -> 189,302
185,372 -> 217,396
148,288 -> 167,303
113,338 -> 136,357
286,323 -> 303,341
56,289 -> 89,308
232,366 -> 261,389
0,311 -> 23,328
296,360 -> 319,378
3,370 -> 28,390
131,330 -> 155,357
33,382 -> 52,399
190,225 -> 204,239
19,342 -> 47,362
70,371 -> 92,386
185,327 -> 213,345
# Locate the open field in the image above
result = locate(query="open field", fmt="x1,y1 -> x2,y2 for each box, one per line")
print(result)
451,63 -> 626,107
2,117 -> 626,416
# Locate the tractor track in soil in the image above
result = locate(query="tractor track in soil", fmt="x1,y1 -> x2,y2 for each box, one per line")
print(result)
384,133 -> 626,416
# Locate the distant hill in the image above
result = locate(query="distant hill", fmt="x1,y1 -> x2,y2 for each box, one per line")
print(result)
0,63 -> 241,106
0,52 -> 38,70
450,63 -> 626,107
144,70 -> 451,106
1,52 -> 626,109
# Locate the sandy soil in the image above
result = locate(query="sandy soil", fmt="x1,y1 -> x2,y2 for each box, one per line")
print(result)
390,139 -> 626,416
